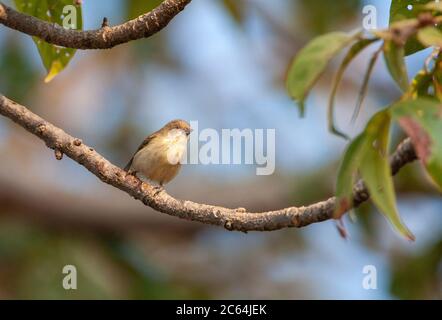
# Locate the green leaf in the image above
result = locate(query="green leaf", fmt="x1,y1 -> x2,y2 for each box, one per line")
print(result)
335,110 -> 416,240
391,98 -> 442,191
14,0 -> 82,82
334,134 -> 370,218
286,32 -> 357,115
383,40 -> 409,92
359,111 -> 415,241
328,38 -> 378,138
390,1 -> 422,21
352,47 -> 381,123
434,66 -> 442,102
409,69 -> 434,98
417,27 -> 442,47
389,0 -> 435,55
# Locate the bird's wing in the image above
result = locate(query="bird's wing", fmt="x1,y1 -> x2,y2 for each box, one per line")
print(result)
124,133 -> 158,171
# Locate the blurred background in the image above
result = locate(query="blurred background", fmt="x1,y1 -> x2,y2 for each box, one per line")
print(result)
0,0 -> 441,299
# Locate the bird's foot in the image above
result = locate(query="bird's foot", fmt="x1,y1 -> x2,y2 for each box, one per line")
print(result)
152,185 -> 165,197
126,169 -> 137,177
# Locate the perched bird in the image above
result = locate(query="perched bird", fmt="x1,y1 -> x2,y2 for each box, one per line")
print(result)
124,120 -> 191,187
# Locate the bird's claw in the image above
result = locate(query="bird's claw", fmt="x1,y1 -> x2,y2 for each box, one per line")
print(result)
152,185 -> 164,197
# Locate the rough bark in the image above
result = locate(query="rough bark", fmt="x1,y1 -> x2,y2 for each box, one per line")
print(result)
0,0 -> 192,49
0,95 -> 418,232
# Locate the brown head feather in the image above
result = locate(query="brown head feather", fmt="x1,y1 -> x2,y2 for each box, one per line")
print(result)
161,119 -> 191,135
124,120 -> 191,171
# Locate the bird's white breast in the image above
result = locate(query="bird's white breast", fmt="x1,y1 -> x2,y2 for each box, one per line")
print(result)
163,129 -> 188,165
131,129 -> 188,184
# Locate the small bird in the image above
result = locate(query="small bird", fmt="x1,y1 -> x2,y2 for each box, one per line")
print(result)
124,120 -> 191,187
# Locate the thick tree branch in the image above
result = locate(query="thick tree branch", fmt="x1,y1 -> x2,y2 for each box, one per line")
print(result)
0,0 -> 192,49
0,95 -> 417,232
